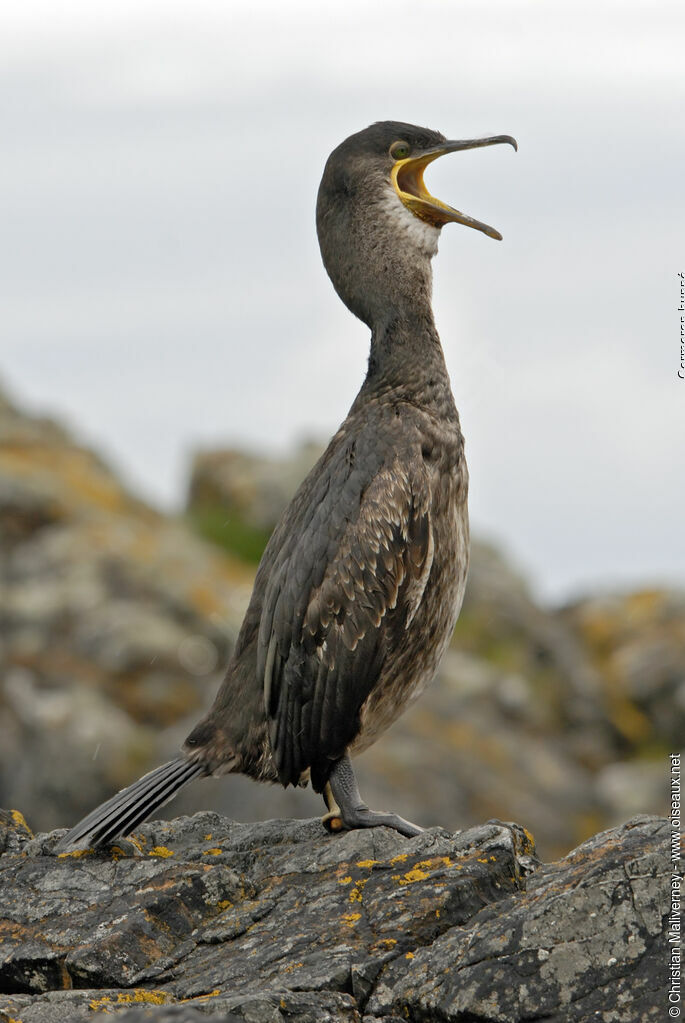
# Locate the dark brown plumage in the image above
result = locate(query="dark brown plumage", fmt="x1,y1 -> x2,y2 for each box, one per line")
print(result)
56,121 -> 515,852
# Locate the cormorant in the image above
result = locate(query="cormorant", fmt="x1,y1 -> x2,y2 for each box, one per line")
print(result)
56,121 -> 516,852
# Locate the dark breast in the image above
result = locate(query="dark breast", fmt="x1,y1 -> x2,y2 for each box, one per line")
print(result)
201,398 -> 468,790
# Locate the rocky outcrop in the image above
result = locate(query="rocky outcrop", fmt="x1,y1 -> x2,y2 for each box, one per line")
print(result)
563,590 -> 685,824
0,809 -> 670,1022
0,386 -> 251,831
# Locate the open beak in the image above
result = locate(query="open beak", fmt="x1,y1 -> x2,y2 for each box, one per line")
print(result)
391,135 -> 517,240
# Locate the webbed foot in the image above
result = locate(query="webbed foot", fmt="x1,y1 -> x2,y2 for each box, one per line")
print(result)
324,754 -> 423,838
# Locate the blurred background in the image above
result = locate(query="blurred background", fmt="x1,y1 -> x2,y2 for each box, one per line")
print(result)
0,0 -> 683,859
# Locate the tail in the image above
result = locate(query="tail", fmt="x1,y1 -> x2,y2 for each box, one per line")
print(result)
54,758 -> 206,852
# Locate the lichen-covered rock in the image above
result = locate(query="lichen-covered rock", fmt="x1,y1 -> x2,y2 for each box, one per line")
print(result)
367,816 -> 669,1022
0,811 -> 669,1022
0,385 -> 252,831
563,589 -> 685,752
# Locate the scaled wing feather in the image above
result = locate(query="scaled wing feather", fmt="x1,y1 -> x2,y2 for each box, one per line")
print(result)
259,453 -> 433,790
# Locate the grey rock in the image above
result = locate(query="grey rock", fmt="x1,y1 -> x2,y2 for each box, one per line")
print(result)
0,383 -> 248,832
0,810 -> 668,1022
596,760 -> 667,826
562,590 -> 685,749
367,816 -> 670,1023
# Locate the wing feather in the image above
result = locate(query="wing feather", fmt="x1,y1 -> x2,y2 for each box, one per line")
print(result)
260,445 -> 433,790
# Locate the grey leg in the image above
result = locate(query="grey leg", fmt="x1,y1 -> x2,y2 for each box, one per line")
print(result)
324,753 -> 423,838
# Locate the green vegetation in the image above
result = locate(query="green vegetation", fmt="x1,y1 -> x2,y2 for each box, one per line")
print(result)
187,505 -> 272,565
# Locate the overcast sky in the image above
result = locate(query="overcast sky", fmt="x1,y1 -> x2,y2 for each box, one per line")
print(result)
1,0 -> 683,601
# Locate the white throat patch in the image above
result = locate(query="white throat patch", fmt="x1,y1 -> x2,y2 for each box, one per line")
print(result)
380,191 -> 441,259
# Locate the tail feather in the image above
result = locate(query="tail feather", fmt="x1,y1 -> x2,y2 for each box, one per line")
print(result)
99,759 -> 202,845
55,758 -> 206,852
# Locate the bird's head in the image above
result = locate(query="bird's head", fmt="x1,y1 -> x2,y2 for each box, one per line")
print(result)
316,121 -> 516,328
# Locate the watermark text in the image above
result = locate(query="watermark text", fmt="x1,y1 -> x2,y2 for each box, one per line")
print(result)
670,753 -> 682,1017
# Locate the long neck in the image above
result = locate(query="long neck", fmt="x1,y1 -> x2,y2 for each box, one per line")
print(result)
317,182 -> 458,416
360,287 -> 457,419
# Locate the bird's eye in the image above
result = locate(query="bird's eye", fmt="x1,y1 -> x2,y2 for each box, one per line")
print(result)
390,141 -> 411,160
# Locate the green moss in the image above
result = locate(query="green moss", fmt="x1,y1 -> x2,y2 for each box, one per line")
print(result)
187,506 -> 272,564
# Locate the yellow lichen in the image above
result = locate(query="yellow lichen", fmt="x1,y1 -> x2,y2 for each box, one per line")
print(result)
204,833 -> 213,841
349,879 -> 368,903
57,848 -> 94,860
10,810 -> 33,836
390,853 -> 408,865
179,989 -> 220,1004
128,991 -> 168,1005
112,834 -> 144,855
148,846 -> 175,858
527,822 -> 543,847
89,990 -> 170,1011
415,857 -> 453,870
338,875 -> 353,885
405,951 -> 415,960
89,995 -> 111,1010
196,989 -> 220,1001
342,912 -> 361,927
284,961 -> 304,972
395,867 -> 430,885
203,848 -> 222,856
356,859 -> 378,868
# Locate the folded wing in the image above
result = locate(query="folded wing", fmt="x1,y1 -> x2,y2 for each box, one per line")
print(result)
258,450 -> 433,791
